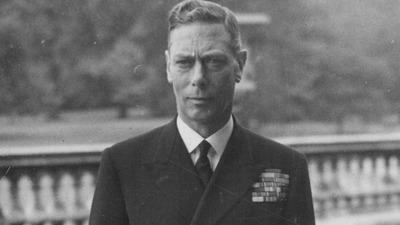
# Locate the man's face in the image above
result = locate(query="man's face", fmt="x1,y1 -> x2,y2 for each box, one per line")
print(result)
166,23 -> 246,127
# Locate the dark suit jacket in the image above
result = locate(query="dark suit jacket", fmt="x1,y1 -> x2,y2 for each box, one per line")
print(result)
89,118 -> 315,225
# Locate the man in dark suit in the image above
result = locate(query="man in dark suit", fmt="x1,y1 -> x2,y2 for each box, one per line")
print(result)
89,0 -> 315,224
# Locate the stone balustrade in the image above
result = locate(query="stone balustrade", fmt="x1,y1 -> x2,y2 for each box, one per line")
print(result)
277,133 -> 400,224
1,133 -> 400,225
0,145 -> 103,225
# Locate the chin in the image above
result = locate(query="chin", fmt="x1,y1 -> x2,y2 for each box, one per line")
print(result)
191,114 -> 214,123
186,111 -> 216,123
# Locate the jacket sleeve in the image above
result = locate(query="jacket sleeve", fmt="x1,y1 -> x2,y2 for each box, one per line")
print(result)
89,148 -> 129,225
285,153 -> 316,225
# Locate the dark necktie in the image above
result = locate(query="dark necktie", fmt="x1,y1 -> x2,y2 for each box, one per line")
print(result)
195,140 -> 213,187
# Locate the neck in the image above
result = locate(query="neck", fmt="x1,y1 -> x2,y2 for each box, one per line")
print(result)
180,115 -> 231,138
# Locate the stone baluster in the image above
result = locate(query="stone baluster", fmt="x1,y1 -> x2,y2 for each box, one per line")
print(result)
349,157 -> 361,211
375,157 -> 387,190
58,173 -> 77,215
308,159 -> 321,216
361,157 -> 374,191
322,159 -> 335,192
308,159 -> 320,190
63,220 -> 76,225
82,218 -> 89,225
336,157 -> 348,215
79,172 -> 95,211
348,157 -> 361,195
321,158 -> 335,215
362,157 -> 375,209
336,157 -> 348,192
17,175 -> 36,219
388,156 -> 399,187
388,156 -> 399,206
39,174 -> 56,216
0,177 -> 13,219
375,156 -> 388,206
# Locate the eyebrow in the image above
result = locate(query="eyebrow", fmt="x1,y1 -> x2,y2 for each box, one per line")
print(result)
173,51 -> 228,59
173,53 -> 195,59
203,53 -> 227,58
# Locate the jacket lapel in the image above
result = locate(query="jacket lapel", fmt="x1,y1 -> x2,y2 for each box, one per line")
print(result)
190,123 -> 266,225
142,118 -> 205,223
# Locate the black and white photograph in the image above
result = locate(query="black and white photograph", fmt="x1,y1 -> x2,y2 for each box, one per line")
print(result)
1,0 -> 400,224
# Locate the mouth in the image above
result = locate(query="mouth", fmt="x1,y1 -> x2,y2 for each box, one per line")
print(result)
188,97 -> 213,104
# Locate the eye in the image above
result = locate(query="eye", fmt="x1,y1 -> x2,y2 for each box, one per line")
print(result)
204,57 -> 225,68
176,60 -> 188,64
205,58 -> 218,64
175,59 -> 193,68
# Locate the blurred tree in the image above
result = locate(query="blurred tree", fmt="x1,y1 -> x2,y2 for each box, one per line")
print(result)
74,0 -> 178,118
0,0 -> 98,120
0,2 -> 40,117
126,0 -> 179,116
1,0 -> 398,126
366,0 -> 400,118
309,51 -> 390,132
302,0 -> 397,129
76,38 -> 146,118
0,31 -> 33,116
227,0 -> 396,128
233,0 -> 326,123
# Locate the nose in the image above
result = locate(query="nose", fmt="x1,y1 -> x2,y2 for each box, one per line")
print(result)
191,60 -> 207,88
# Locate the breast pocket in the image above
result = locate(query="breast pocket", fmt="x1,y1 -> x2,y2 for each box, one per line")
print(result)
222,202 -> 287,225
222,211 -> 285,225
226,194 -> 286,221
251,201 -> 285,217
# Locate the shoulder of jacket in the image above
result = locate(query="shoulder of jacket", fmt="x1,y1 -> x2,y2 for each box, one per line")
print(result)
104,123 -> 169,155
240,126 -> 306,160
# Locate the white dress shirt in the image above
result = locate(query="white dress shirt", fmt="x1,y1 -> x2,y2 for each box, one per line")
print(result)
177,116 -> 233,171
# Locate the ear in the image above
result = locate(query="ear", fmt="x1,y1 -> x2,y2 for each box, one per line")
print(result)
235,50 -> 247,83
165,50 -> 173,83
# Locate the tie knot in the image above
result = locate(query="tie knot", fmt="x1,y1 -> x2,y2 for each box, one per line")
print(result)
198,140 -> 211,156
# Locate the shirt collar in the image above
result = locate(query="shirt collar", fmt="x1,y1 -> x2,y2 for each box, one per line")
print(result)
177,115 -> 233,156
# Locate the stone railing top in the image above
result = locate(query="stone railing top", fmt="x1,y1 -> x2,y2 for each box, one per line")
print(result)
0,144 -> 109,167
1,132 -> 399,158
275,132 -> 400,153
0,144 -> 110,156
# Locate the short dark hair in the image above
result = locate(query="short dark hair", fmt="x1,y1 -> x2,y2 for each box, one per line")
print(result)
168,0 -> 242,54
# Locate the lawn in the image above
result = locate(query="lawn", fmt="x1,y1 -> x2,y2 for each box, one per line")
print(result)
0,109 -> 170,148
1,109 -> 399,148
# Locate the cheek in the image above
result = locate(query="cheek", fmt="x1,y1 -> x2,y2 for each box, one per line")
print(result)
170,72 -> 189,87
172,78 -> 189,97
212,70 -> 236,88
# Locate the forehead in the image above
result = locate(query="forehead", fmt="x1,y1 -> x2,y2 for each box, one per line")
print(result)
169,23 -> 231,54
